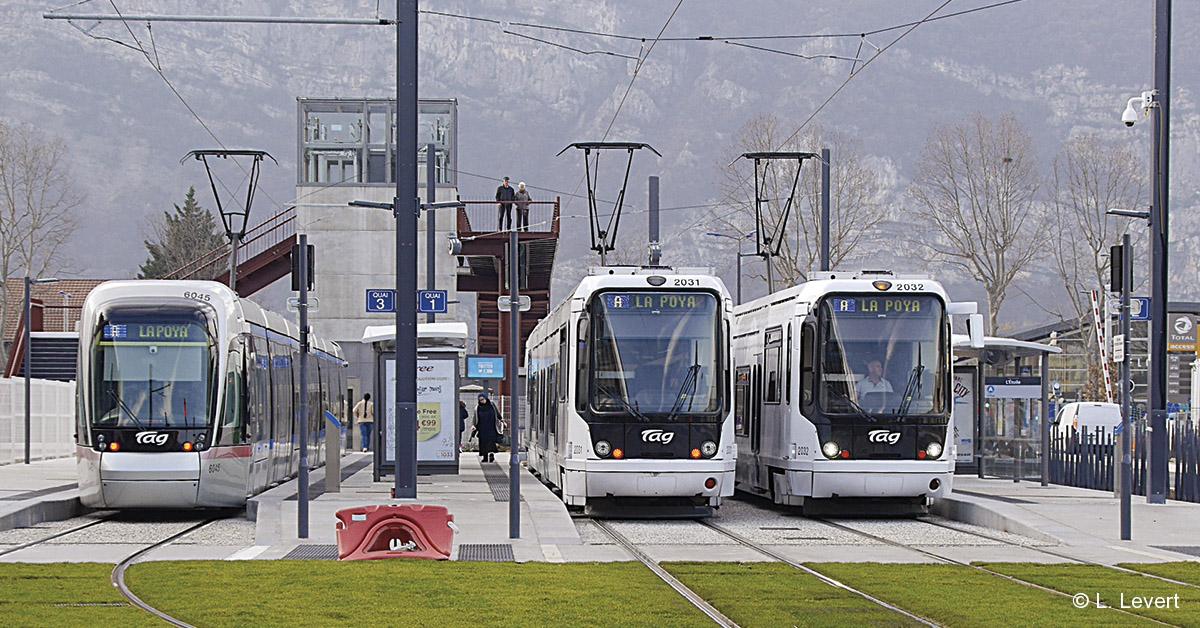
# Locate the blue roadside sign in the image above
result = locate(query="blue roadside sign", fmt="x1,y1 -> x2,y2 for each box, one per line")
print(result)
417,289 -> 448,314
1132,297 -> 1150,321
366,289 -> 396,313
466,355 -> 505,379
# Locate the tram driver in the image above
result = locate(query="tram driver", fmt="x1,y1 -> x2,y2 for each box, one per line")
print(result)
855,357 -> 893,411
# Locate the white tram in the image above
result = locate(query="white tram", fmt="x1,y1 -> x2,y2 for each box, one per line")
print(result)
524,266 -> 736,511
731,271 -> 980,510
76,280 -> 346,509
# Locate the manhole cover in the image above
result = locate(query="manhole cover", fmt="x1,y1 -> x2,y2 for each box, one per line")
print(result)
458,543 -> 515,562
283,544 -> 339,560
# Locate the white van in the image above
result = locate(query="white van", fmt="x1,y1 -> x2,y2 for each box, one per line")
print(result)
1053,401 -> 1123,437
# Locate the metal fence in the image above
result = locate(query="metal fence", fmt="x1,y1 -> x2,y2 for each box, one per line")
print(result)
457,199 -> 557,235
1048,421 -> 1200,503
0,377 -> 76,465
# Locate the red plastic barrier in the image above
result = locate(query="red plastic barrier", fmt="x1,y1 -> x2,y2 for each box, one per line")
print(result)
335,504 -> 455,561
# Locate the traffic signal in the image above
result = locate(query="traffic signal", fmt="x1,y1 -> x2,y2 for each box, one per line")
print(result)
291,243 -> 315,291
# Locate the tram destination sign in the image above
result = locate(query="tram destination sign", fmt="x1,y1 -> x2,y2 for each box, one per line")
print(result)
828,295 -> 934,317
102,322 -> 205,342
603,292 -> 710,311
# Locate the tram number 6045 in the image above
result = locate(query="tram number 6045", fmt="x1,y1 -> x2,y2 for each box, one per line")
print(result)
184,291 -> 212,302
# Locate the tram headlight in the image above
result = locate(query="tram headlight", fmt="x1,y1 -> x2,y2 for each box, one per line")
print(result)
925,441 -> 943,459
700,440 -> 718,457
821,441 -> 840,459
594,440 -> 612,458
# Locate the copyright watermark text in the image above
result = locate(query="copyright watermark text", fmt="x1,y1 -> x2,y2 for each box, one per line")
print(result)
1072,592 -> 1181,610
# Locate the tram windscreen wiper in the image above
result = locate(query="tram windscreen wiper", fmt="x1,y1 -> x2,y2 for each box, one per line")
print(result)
106,388 -> 146,431
828,386 -> 875,423
895,345 -> 925,418
595,383 -> 651,422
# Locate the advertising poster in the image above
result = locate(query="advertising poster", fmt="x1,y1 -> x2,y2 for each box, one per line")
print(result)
953,369 -> 976,465
384,358 -> 457,464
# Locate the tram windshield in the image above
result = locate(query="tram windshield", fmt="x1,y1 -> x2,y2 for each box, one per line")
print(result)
589,291 -> 723,419
90,310 -> 216,429
818,294 -> 946,418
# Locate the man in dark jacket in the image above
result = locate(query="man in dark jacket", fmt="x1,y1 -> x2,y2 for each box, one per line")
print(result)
495,177 -> 516,231
471,393 -> 503,462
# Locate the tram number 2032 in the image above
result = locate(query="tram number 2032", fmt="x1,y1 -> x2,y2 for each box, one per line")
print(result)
184,291 -> 212,302
893,283 -> 925,291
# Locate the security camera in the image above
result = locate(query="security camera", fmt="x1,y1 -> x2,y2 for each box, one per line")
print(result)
1122,102 -> 1139,127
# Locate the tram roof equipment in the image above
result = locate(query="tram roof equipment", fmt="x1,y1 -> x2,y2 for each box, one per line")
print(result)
557,142 -> 661,265
737,151 -> 819,264
181,149 -> 278,240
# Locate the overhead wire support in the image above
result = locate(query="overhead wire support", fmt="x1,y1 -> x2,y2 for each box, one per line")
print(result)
43,12 -> 396,25
557,142 -> 661,266
739,151 -> 819,295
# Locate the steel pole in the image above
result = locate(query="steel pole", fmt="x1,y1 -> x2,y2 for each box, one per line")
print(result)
648,176 -> 661,265
426,142 -> 436,323
23,276 -> 31,465
228,233 -> 239,293
297,235 -> 310,538
1040,355 -> 1049,486
1121,233 -> 1133,538
1147,0 -> 1171,504
735,246 -> 743,306
508,225 -> 521,538
394,0 -> 418,499
820,147 -> 831,272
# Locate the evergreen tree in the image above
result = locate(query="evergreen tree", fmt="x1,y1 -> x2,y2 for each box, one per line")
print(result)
138,187 -> 227,279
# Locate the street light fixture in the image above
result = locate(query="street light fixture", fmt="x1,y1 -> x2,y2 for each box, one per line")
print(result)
24,276 -> 59,464
704,231 -> 755,305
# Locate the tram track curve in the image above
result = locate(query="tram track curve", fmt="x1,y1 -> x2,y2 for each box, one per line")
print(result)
111,517 -> 220,628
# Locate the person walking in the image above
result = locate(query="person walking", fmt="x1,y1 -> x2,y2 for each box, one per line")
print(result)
514,182 -> 532,231
458,400 -> 469,451
353,393 -> 375,453
471,393 -> 503,462
495,176 -> 516,231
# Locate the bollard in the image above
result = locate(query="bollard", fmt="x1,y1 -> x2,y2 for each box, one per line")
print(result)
325,410 -> 341,493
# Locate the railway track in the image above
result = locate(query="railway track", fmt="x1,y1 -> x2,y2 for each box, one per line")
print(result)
813,517 -> 1180,627
0,513 -> 116,558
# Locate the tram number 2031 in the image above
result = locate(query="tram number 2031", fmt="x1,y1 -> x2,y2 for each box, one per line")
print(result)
672,278 -> 701,287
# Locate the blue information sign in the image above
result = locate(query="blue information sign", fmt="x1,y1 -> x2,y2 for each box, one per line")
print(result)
1132,297 -> 1150,321
418,290 -> 448,314
366,289 -> 396,313
466,355 -> 505,379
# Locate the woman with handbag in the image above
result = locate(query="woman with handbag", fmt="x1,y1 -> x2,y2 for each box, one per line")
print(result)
471,393 -> 503,462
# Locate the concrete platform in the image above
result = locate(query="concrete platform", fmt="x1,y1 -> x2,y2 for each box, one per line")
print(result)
935,476 -> 1200,564
0,457 -> 83,531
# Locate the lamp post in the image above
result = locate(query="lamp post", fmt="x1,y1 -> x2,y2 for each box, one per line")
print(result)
24,276 -> 59,464
704,232 -> 755,304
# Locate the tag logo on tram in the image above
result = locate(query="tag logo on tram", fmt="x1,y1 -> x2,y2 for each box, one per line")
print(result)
134,431 -> 170,446
641,429 -> 676,445
867,429 -> 901,445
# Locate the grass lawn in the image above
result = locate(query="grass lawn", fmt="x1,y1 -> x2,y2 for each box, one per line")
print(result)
810,563 -> 1148,627
127,561 -> 711,627
665,562 -> 921,627
0,563 -> 158,628
1121,562 -> 1200,587
984,562 -> 1200,626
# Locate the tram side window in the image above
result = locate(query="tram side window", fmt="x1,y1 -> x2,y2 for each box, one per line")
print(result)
217,343 -> 246,446
734,366 -> 751,437
575,317 -> 588,413
248,336 -> 271,442
785,324 -> 792,405
763,327 -> 783,405
800,324 -> 815,408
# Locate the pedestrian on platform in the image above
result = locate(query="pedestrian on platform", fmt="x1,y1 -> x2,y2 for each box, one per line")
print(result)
353,393 -> 374,453
471,393 -> 503,462
514,182 -> 532,231
458,400 -> 469,450
496,176 -> 516,231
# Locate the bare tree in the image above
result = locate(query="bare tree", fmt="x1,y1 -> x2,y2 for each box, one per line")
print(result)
714,114 -> 887,286
1050,134 -> 1147,322
909,113 -> 1045,331
0,122 -> 81,366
